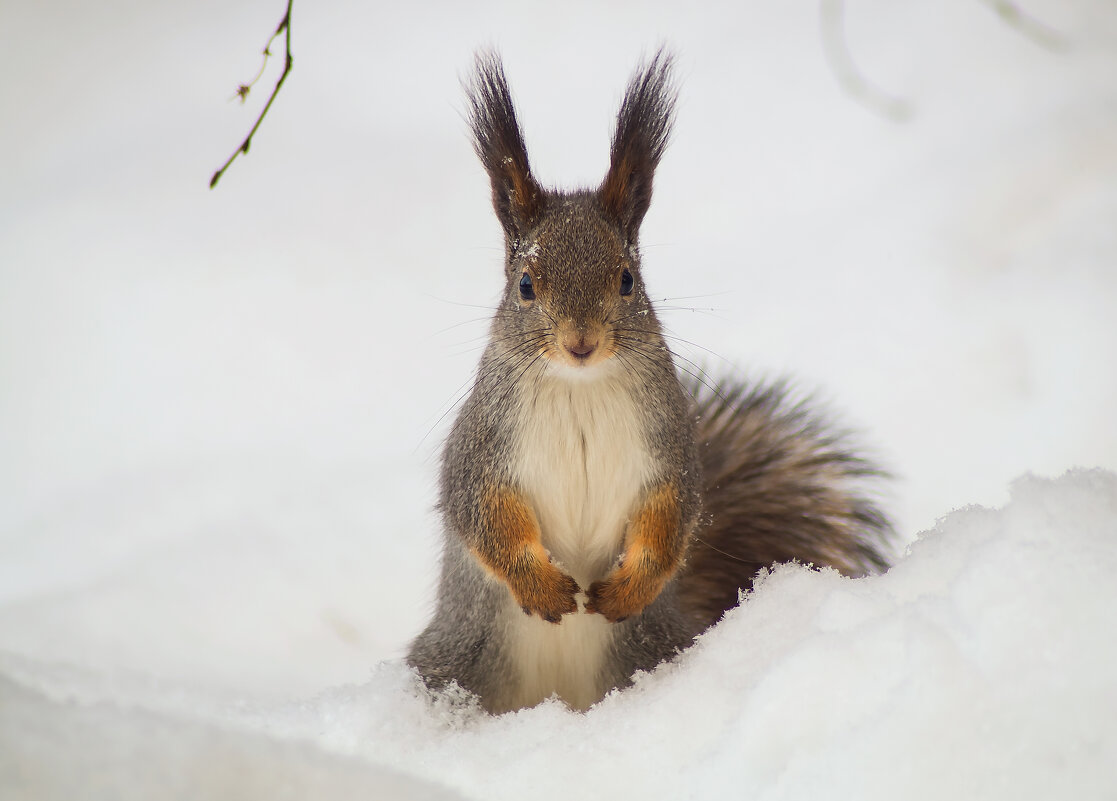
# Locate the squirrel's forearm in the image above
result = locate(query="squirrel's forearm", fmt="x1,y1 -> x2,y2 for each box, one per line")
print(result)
586,481 -> 686,622
467,485 -> 580,623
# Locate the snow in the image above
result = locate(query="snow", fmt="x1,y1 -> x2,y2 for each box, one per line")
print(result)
4,470 -> 1115,799
2,0 -> 1116,797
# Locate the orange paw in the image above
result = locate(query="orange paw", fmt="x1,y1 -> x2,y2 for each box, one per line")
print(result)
514,566 -> 580,624
585,572 -> 658,623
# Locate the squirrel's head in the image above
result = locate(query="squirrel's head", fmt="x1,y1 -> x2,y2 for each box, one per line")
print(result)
467,50 -> 676,373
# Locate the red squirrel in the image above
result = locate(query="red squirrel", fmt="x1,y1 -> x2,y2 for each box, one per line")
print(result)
407,51 -> 892,714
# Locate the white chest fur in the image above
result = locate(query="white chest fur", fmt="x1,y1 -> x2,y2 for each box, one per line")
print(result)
498,363 -> 656,711
512,363 -> 655,585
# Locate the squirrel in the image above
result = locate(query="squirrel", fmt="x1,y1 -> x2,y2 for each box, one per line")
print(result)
407,50 -> 893,714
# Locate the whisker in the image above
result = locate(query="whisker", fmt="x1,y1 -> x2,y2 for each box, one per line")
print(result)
664,347 -> 729,404
416,328 -> 552,451
613,334 -> 727,405
414,371 -> 478,454
432,316 -> 493,338
656,305 -> 731,321
654,291 -> 735,303
689,534 -> 755,565
422,294 -> 504,313
657,329 -> 735,370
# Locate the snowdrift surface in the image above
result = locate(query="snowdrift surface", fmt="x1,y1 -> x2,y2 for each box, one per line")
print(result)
3,470 -> 1116,800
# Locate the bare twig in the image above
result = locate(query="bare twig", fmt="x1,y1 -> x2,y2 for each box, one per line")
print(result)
210,0 -> 294,189
232,42 -> 276,104
821,0 -> 1069,123
820,0 -> 913,123
982,0 -> 1069,51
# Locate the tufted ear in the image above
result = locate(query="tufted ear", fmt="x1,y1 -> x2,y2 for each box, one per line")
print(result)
466,52 -> 546,244
599,49 -> 677,245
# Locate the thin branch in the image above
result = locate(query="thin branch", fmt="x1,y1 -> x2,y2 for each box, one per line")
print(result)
982,0 -> 1069,51
232,41 -> 276,104
210,0 -> 294,189
820,0 -> 913,123
820,0 -> 1068,123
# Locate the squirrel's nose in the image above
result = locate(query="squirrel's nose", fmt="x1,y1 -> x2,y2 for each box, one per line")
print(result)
565,336 -> 598,361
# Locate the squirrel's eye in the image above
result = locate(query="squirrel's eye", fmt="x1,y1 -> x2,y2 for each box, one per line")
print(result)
620,268 -> 634,296
519,272 -> 535,301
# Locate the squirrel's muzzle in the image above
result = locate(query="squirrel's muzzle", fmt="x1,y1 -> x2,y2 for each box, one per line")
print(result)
559,328 -> 604,366
567,339 -> 597,360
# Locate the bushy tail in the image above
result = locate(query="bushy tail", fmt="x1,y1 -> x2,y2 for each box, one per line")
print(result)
678,377 -> 894,632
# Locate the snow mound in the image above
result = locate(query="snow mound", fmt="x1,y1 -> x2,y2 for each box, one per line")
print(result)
0,674 -> 465,801
3,470 -> 1116,799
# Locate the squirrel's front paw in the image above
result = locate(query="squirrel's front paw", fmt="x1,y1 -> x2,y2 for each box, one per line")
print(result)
513,567 -> 580,624
586,573 -> 656,623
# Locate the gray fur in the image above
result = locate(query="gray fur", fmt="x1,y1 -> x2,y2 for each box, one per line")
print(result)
406,51 -> 892,714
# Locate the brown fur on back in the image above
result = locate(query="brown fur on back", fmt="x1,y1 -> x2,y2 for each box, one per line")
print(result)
678,377 -> 893,632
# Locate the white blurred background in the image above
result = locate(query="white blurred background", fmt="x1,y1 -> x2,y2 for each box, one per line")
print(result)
1,0 -> 1115,699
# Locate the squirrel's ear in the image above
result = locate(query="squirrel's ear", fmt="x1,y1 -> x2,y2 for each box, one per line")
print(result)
466,52 -> 545,242
599,49 -> 677,244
